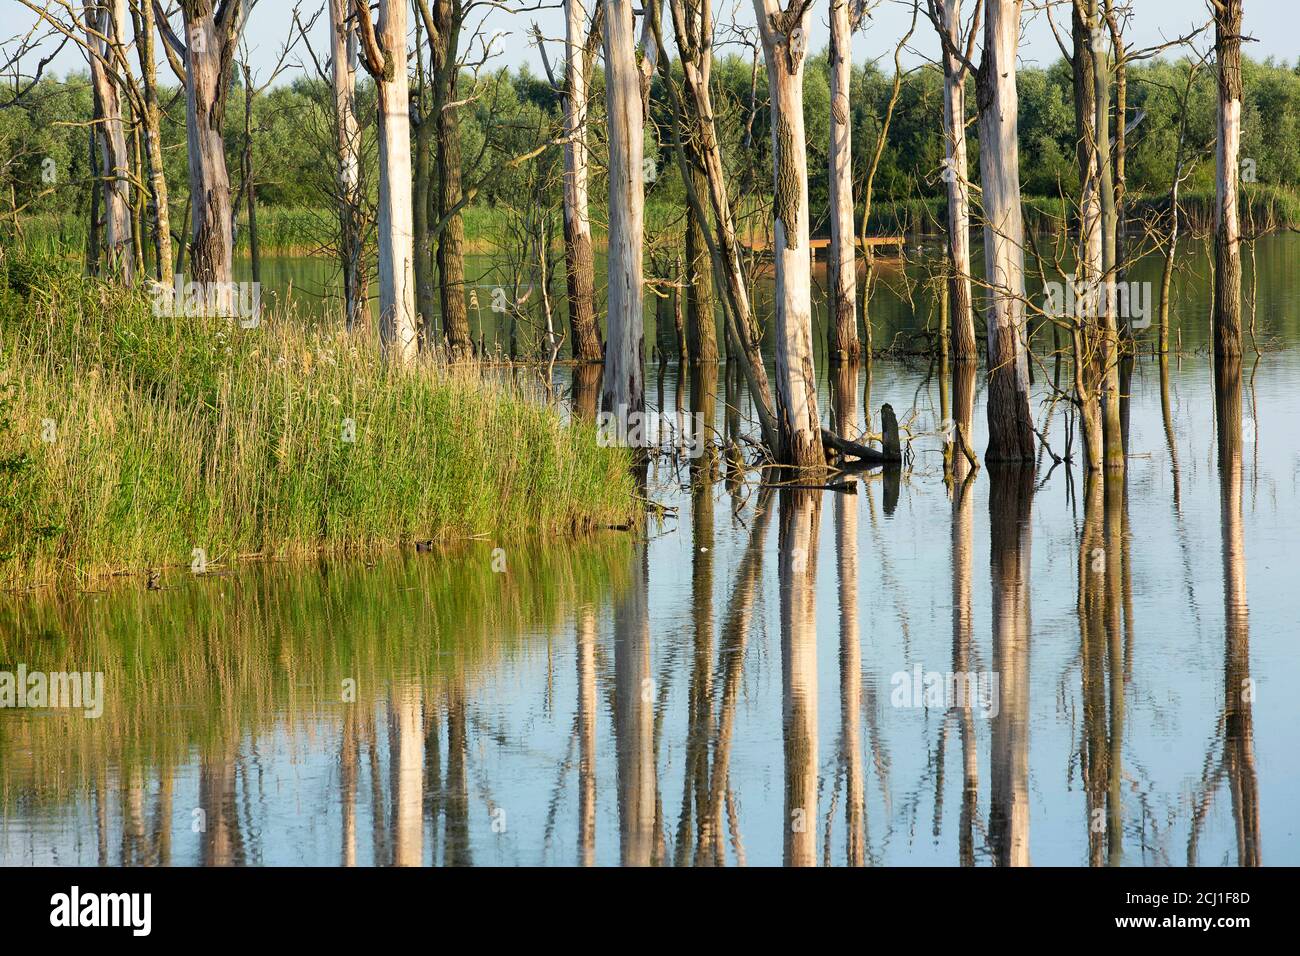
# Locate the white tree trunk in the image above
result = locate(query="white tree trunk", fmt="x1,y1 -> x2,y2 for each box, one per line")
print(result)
181,5 -> 234,304
601,0 -> 645,417
329,0 -> 365,331
86,0 -> 133,282
563,0 -> 601,361
934,0 -> 975,360
357,0 -> 418,364
754,1 -> 825,470
827,0 -> 857,362
1213,0 -> 1243,357
976,0 -> 1035,462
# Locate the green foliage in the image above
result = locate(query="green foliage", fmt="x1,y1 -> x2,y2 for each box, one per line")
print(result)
5,51 -> 1300,254
0,261 -> 635,588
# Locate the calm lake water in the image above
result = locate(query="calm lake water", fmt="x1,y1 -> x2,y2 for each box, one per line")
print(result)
2,236 -> 1298,866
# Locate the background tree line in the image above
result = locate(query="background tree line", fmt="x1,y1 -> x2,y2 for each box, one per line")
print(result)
7,50 -> 1300,243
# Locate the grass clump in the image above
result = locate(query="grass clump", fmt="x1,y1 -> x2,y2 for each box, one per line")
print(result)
0,254 -> 634,588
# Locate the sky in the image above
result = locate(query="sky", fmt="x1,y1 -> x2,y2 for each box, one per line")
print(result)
2,0 -> 1295,88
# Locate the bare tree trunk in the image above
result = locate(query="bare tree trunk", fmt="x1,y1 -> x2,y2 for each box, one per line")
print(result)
413,22 -> 435,344
86,122 -> 101,273
669,0 -> 717,367
238,61 -> 261,285
753,0 -> 826,470
1105,2 -> 1128,286
1158,60 -> 1200,354
356,0 -> 418,364
1070,3 -> 1104,470
652,0 -> 780,452
429,0 -> 472,360
563,0 -> 603,362
685,161 -> 717,365
976,0 -> 1035,462
86,0 -> 133,281
1088,2 -> 1125,471
329,0 -> 366,330
1213,0 -> 1243,358
827,0 -> 858,362
933,0 -> 975,362
600,0 -> 645,418
177,1 -> 240,302
133,0 -> 172,286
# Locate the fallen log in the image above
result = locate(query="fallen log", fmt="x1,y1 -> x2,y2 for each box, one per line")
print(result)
821,402 -> 903,465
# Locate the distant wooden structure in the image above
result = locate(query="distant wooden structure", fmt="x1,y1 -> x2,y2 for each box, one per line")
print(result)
741,235 -> 906,261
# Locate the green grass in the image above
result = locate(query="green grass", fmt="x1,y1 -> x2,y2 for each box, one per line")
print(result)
0,253 -> 634,589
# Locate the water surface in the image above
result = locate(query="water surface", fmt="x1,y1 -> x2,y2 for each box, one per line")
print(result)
2,237 -> 1297,866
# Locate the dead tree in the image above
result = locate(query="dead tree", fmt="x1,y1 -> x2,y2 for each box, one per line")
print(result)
561,0 -> 604,362
1211,0 -> 1243,358
752,0 -> 826,470
926,0 -> 978,362
600,0 -> 646,418
355,0 -> 418,364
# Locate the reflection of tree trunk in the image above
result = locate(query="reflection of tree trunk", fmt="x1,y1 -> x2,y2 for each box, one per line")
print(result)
391,684 -> 424,866
684,365 -> 718,863
830,361 -> 859,442
342,703 -> 358,866
122,765 -> 146,865
200,749 -> 243,866
709,489 -> 775,864
577,603 -> 598,865
1214,357 -> 1260,865
779,489 -> 821,866
443,680 -> 473,866
1159,354 -> 1181,509
950,361 -> 977,864
1103,472 -> 1126,864
614,541 -> 657,865
987,464 -> 1033,866
152,766 -> 174,866
834,468 -> 865,865
1078,473 -> 1107,866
